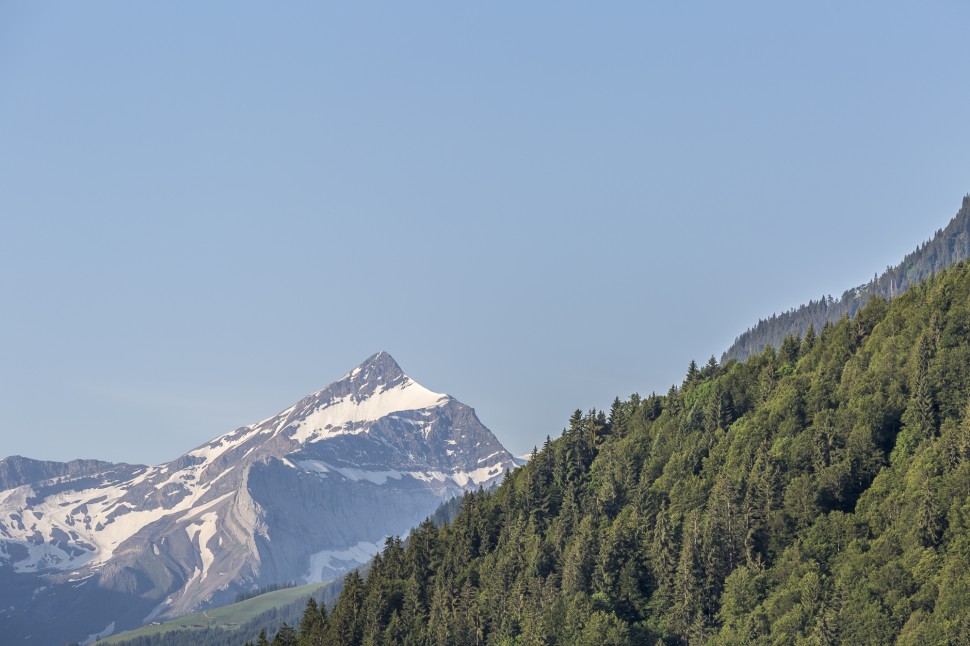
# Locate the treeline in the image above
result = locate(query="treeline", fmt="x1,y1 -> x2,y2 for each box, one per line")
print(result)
272,259 -> 970,644
103,603 -> 306,646
104,581 -> 344,646
723,194 -> 970,363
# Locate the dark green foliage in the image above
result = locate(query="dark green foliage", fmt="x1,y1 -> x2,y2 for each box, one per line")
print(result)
296,598 -> 328,646
270,623 -> 296,646
294,260 -> 970,644
724,195 -> 970,363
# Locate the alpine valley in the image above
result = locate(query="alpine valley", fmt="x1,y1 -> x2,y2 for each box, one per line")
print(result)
0,352 -> 517,645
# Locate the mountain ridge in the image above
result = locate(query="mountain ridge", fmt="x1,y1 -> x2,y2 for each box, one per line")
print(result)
0,352 -> 516,645
723,194 -> 970,363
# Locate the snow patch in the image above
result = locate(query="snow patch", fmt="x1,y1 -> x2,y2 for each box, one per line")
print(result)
184,512 -> 219,581
304,539 -> 384,583
289,378 -> 449,443
405,460 -> 507,487
296,460 -> 402,485
449,461 -> 507,487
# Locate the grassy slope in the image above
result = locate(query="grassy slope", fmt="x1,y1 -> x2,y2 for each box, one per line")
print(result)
100,582 -> 327,644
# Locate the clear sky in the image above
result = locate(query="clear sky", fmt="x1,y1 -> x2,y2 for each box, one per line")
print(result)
1,2 -> 969,464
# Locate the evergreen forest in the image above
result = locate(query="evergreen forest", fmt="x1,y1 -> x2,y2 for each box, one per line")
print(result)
723,195 -> 970,363
266,259 -> 970,645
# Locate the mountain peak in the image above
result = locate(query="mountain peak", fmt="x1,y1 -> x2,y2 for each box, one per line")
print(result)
0,352 -> 517,643
354,350 -> 403,377
338,351 -> 409,391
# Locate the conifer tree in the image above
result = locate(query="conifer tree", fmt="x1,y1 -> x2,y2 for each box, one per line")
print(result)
286,260 -> 970,646
686,360 -> 700,387
297,598 -> 327,646
672,509 -> 703,634
649,500 -> 677,610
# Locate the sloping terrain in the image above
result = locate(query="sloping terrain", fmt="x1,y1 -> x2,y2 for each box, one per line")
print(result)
302,262 -> 970,644
98,580 -> 336,646
0,352 -> 516,644
723,195 -> 970,363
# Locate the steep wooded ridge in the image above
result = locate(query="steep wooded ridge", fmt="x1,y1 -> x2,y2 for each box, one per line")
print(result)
283,261 -> 970,645
723,195 -> 970,363
0,352 -> 516,645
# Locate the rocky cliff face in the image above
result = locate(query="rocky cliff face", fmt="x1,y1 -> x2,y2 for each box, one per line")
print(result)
0,352 -> 516,644
0,456 -> 119,492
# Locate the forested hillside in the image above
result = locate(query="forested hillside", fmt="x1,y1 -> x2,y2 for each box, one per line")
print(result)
723,195 -> 970,363
273,259 -> 970,645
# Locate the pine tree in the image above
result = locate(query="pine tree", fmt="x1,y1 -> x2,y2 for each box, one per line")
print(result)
898,332 -> 939,457
297,598 -> 327,646
672,509 -> 703,636
779,334 -> 801,365
329,571 -> 365,645
650,500 -> 677,610
295,259 -> 970,646
686,360 -> 700,387
272,623 -> 298,646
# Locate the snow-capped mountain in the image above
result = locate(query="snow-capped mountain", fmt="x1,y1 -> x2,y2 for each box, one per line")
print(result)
0,352 -> 516,644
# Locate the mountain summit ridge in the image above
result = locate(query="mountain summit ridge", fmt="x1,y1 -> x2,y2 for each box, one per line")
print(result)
0,352 -> 516,645
339,350 -> 408,385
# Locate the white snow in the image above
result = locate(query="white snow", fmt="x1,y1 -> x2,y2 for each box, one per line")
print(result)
0,353 -> 516,621
178,492 -> 234,521
407,460 -> 508,487
296,460 -> 403,485
407,471 -> 447,483
298,460 -> 330,474
298,458 -> 508,488
184,512 -> 219,581
0,476 -> 234,574
289,378 -> 449,443
13,540 -> 78,572
403,460 -> 507,487
449,461 -> 507,487
303,539 -> 384,583
183,565 -> 202,591
187,426 -> 259,463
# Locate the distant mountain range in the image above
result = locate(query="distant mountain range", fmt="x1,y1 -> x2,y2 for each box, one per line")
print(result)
723,195 -> 970,363
0,351 -> 516,645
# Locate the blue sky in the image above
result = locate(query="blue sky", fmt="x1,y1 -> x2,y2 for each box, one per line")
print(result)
1,2 -> 969,464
